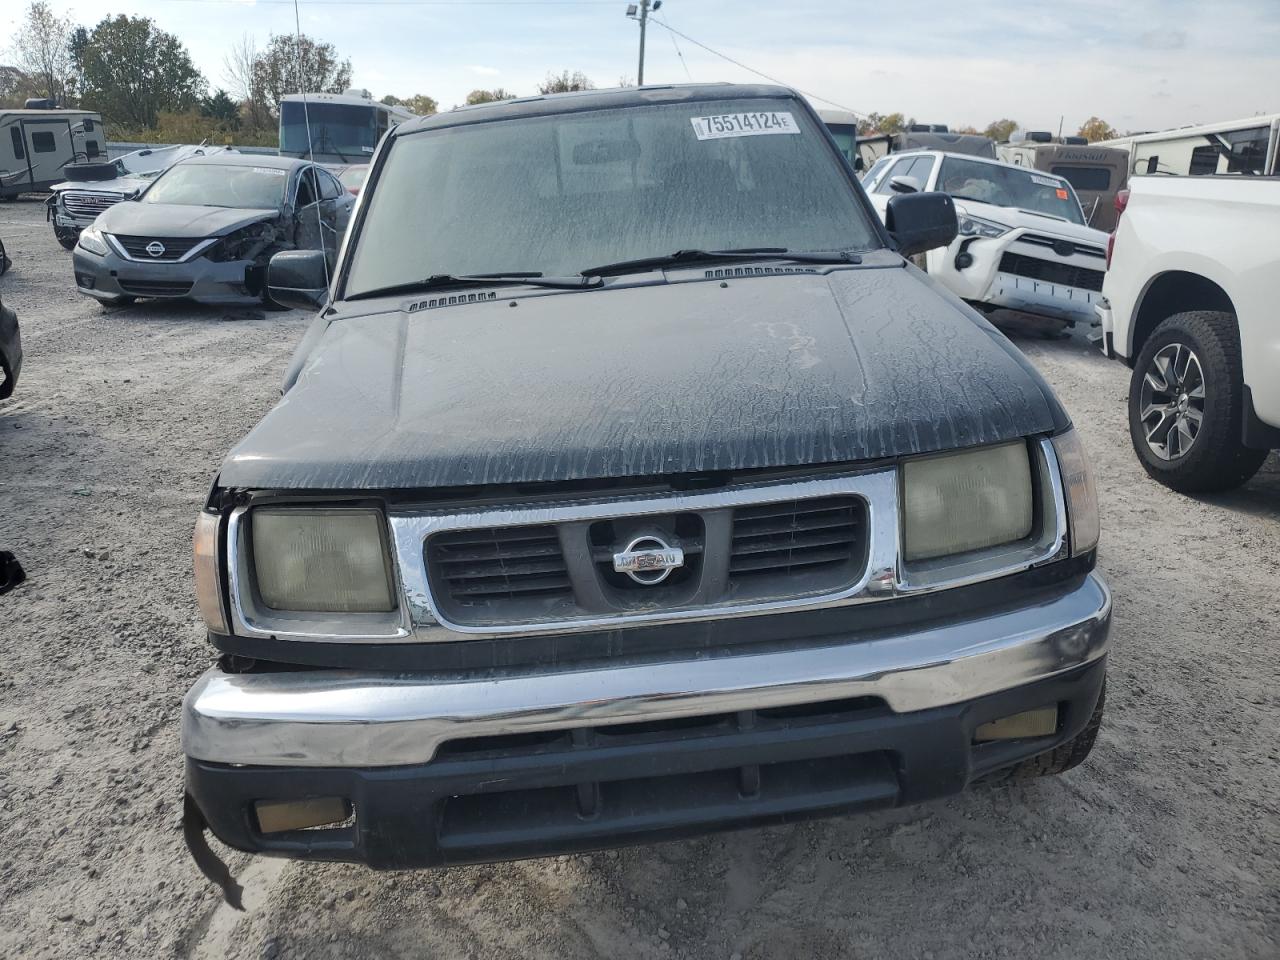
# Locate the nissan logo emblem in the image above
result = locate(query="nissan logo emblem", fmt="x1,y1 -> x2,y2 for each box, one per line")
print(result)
612,534 -> 685,586
145,241 -> 166,258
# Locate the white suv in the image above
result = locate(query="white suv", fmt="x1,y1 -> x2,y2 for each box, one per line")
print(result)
862,151 -> 1110,327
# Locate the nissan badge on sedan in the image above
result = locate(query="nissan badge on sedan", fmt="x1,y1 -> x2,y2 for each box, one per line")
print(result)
180,84 -> 1109,903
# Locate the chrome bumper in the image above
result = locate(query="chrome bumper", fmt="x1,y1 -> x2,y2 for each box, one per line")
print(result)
183,573 -> 1111,769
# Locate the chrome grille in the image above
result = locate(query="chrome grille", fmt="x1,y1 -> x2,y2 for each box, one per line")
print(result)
428,525 -> 571,603
62,190 -> 126,218
111,235 -> 205,262
422,490 -> 870,628
729,497 -> 864,579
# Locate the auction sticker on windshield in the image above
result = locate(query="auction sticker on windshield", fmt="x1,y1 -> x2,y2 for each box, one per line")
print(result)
691,112 -> 800,140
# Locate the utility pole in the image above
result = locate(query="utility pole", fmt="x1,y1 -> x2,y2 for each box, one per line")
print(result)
637,1 -> 650,85
627,1 -> 661,86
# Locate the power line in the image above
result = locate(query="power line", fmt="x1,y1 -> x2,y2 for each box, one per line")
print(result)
667,24 -> 694,82
648,17 -> 867,120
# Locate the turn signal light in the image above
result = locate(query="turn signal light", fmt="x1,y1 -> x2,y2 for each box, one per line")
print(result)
193,512 -> 229,634
255,797 -> 352,834
974,706 -> 1059,742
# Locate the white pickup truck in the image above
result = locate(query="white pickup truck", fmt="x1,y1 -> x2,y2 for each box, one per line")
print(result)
1098,175 -> 1280,491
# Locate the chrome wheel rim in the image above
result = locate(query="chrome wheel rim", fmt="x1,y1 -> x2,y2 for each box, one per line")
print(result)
1139,342 -> 1205,461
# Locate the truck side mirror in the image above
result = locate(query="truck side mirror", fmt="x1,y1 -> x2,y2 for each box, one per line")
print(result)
885,192 -> 958,258
267,250 -> 329,311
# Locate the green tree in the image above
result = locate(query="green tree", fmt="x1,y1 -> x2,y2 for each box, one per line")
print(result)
252,33 -> 352,110
538,70 -> 594,95
1077,116 -> 1118,142
79,16 -> 206,128
404,94 -> 438,115
200,88 -> 240,125
858,111 -> 912,136
13,2 -> 75,104
983,118 -> 1020,142
465,88 -> 517,105
379,94 -> 402,106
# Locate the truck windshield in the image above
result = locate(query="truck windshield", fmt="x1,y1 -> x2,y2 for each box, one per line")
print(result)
938,156 -> 1085,224
345,97 -> 881,297
280,102 -> 377,163
142,163 -> 287,209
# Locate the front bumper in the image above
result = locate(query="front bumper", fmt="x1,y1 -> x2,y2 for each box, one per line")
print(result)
72,247 -> 261,305
928,234 -> 1103,325
184,572 -> 1110,867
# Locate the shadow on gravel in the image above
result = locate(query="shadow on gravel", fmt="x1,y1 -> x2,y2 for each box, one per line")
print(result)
1198,453 -> 1280,521
101,299 -> 296,324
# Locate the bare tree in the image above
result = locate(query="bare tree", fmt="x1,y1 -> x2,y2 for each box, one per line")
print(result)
13,2 -> 74,104
222,34 -> 271,130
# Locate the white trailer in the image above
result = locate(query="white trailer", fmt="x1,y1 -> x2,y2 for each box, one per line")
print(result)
0,105 -> 106,198
1098,114 -> 1280,177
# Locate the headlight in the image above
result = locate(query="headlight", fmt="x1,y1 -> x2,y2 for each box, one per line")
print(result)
250,508 -> 395,612
956,214 -> 1010,239
1050,429 -> 1100,556
78,226 -> 109,256
903,442 -> 1034,561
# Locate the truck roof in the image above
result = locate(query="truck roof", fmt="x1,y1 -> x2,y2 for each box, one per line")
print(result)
401,83 -> 796,134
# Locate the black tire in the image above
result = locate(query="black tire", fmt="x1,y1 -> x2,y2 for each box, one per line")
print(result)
984,682 -> 1105,784
54,226 -> 80,250
61,161 -> 119,183
1128,310 -> 1267,493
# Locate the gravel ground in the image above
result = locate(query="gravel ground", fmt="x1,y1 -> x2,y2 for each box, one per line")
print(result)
1,197 -> 1277,960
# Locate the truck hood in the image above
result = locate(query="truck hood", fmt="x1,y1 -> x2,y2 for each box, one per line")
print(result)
95,202 -> 279,239
219,262 -> 1068,490
51,175 -> 151,195
955,199 -> 1108,244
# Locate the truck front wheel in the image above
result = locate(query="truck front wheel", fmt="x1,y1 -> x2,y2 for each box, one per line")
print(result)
1128,310 -> 1267,493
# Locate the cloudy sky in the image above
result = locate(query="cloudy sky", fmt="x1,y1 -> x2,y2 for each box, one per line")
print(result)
8,0 -> 1280,133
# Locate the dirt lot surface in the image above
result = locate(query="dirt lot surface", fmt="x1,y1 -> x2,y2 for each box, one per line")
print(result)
1,197 -> 1278,960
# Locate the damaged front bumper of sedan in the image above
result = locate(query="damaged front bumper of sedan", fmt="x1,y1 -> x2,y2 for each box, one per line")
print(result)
72,222 -> 288,305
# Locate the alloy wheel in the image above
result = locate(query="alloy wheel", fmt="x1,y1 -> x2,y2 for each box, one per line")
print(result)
1138,342 -> 1205,461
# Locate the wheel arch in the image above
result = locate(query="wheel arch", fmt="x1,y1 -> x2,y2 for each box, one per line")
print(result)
1128,271 -> 1236,364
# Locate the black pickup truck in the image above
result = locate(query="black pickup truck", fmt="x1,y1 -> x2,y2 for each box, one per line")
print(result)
182,84 -> 1109,899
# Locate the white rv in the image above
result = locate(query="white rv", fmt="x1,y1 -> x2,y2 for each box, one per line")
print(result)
1098,114 -> 1280,177
0,103 -> 106,198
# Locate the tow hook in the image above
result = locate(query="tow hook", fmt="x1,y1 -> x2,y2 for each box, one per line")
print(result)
183,793 -> 244,910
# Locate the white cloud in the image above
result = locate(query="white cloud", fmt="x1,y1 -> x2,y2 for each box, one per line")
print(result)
467,65 -> 501,77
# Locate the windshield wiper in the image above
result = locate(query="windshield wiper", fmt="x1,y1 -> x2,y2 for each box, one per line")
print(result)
346,272 -> 603,302
581,247 -> 862,277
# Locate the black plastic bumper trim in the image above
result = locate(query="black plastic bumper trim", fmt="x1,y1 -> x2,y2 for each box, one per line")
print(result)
186,657 -> 1105,871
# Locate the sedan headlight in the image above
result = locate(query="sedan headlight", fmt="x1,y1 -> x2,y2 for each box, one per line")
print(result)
1050,428 -> 1100,556
903,442 -> 1034,561
78,225 -> 110,256
251,508 -> 395,612
956,214 -> 1010,239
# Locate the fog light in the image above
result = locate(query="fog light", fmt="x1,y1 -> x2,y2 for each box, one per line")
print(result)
974,706 -> 1058,742
255,797 -> 352,834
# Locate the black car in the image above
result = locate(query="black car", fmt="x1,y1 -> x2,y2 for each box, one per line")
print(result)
0,291 -> 20,401
181,84 -> 1108,901
72,154 -> 354,306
